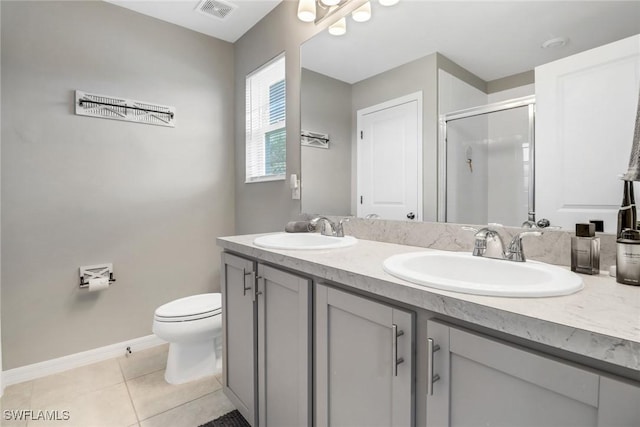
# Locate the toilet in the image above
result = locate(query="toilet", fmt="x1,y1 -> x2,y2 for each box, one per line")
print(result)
152,293 -> 222,385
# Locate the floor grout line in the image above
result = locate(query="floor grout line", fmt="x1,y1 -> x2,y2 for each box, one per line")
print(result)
123,366 -> 167,382
135,389 -> 219,424
119,356 -> 142,426
123,378 -> 142,426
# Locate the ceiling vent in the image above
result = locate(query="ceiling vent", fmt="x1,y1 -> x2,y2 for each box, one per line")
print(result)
195,0 -> 237,20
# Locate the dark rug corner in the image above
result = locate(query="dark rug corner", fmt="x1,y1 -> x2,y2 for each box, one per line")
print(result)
198,410 -> 251,427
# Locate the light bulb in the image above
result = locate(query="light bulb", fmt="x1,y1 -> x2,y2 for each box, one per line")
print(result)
328,17 -> 347,36
297,0 -> 316,22
352,1 -> 371,22
379,0 -> 399,6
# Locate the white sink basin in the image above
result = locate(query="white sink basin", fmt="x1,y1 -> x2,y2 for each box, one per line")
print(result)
253,233 -> 357,250
383,251 -> 583,297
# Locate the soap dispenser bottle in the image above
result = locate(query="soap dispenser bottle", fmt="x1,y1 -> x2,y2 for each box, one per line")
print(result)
571,223 -> 600,275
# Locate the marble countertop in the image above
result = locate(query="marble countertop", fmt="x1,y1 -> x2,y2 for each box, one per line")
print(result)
217,233 -> 640,375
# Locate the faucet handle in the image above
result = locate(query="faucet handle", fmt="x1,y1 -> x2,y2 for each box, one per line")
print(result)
507,230 -> 543,262
473,227 -> 501,239
463,227 -> 504,257
473,227 -> 506,259
335,217 -> 350,237
310,216 -> 336,236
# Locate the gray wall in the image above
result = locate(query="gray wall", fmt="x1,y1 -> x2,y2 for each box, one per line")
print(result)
233,1 -> 360,233
300,69 -> 352,215
1,1 -> 235,369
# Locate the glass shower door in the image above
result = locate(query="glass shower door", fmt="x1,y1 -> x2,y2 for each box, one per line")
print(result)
440,96 -> 535,226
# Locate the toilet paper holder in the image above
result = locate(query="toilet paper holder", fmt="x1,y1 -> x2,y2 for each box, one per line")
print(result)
79,263 -> 116,289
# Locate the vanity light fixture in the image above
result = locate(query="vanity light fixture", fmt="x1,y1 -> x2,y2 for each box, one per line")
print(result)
297,0 -> 317,22
328,17 -> 347,36
297,0 -> 398,34
352,1 -> 372,22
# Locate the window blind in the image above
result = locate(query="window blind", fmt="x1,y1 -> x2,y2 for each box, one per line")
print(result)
246,56 -> 286,183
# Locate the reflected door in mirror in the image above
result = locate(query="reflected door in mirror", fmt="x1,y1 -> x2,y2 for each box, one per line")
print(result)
357,93 -> 422,221
536,35 -> 640,233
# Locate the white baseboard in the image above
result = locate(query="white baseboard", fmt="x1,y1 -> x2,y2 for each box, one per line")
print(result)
2,334 -> 166,390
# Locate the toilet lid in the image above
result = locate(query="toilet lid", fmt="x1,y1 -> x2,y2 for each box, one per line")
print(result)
155,293 -> 221,321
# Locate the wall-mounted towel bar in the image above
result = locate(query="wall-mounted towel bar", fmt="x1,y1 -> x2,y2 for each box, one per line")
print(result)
75,90 -> 176,127
301,130 -> 330,149
78,98 -> 174,119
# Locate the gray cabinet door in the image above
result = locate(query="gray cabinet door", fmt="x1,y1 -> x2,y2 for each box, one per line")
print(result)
426,320 -> 640,427
257,264 -> 312,427
221,252 -> 257,426
598,376 -> 640,426
315,284 -> 414,427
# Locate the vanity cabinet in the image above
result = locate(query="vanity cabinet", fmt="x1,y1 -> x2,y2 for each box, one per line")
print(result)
426,320 -> 640,427
221,253 -> 312,427
221,244 -> 639,427
221,252 -> 257,425
256,263 -> 312,427
315,284 -> 415,427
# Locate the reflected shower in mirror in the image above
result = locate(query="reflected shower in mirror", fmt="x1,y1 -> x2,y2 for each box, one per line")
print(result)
441,97 -> 535,227
300,1 -> 640,226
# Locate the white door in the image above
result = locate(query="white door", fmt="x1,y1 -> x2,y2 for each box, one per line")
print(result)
357,93 -> 422,221
535,34 -> 640,233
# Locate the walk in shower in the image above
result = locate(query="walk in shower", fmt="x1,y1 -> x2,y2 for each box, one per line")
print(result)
438,96 -> 535,226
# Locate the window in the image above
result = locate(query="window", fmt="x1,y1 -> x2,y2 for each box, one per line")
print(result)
246,55 -> 286,183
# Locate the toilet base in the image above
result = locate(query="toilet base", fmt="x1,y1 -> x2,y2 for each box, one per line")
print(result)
164,339 -> 217,385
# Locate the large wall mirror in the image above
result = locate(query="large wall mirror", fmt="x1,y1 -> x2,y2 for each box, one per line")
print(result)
300,1 -> 640,228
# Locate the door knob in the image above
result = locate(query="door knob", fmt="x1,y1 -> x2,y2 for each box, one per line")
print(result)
407,212 -> 416,220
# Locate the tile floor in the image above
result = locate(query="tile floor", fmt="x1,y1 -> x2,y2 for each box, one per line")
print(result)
0,344 -> 236,427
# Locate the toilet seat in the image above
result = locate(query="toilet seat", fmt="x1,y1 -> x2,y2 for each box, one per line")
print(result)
154,293 -> 222,323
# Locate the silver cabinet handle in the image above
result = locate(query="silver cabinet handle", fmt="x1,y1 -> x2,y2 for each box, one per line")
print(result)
255,275 -> 264,301
392,324 -> 405,377
427,338 -> 441,395
243,270 -> 253,297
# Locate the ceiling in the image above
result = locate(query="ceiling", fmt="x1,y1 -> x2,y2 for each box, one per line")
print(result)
104,0 -> 282,43
104,1 -> 640,83
302,1 -> 640,83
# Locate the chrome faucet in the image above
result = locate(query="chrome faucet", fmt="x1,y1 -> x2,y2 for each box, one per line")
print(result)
521,211 -> 553,229
467,226 -> 542,262
309,216 -> 350,237
506,230 -> 543,262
